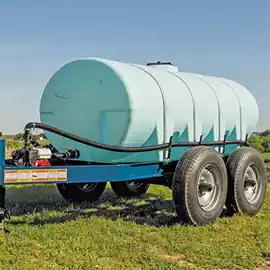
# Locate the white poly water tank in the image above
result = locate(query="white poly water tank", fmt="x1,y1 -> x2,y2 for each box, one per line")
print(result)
39,57 -> 259,163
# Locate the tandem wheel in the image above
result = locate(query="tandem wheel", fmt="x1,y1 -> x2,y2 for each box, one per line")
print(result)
110,180 -> 150,198
56,182 -> 107,203
172,146 -> 228,226
225,147 -> 267,216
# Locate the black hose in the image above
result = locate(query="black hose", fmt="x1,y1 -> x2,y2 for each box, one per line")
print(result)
24,122 -> 249,153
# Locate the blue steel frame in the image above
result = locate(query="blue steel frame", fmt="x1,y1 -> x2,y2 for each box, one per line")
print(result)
0,139 -> 163,186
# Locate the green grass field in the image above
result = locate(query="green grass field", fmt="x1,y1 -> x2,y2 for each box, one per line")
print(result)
0,184 -> 269,269
0,146 -> 269,269
263,152 -> 270,161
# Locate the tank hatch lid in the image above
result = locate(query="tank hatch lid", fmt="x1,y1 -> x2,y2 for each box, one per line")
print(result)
146,61 -> 179,72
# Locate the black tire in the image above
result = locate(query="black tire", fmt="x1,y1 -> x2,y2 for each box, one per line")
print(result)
57,182 -> 107,203
110,180 -> 150,198
172,146 -> 228,225
225,147 -> 267,216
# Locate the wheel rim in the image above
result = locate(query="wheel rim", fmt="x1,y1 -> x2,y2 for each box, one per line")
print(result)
243,164 -> 261,204
126,181 -> 144,189
76,183 -> 98,192
197,165 -> 221,212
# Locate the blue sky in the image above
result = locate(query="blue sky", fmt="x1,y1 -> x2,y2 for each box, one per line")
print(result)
0,0 -> 269,134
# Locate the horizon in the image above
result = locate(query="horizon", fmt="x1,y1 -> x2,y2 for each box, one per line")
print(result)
0,1 -> 269,134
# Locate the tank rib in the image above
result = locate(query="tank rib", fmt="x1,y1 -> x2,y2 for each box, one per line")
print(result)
194,75 -> 221,141
165,71 -> 196,142
220,79 -> 243,140
130,64 -> 167,149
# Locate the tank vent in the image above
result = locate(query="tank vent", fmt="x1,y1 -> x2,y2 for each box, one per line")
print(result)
146,61 -> 179,72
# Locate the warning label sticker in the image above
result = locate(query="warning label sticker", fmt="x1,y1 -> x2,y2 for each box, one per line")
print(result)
4,169 -> 67,183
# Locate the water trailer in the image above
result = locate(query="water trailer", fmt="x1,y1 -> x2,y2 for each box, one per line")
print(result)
0,58 -> 267,231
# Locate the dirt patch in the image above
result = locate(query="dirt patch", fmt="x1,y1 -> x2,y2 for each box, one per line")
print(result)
262,259 -> 270,269
159,253 -> 197,269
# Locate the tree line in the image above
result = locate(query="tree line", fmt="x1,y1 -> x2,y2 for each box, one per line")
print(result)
248,129 -> 270,152
12,133 -> 47,141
